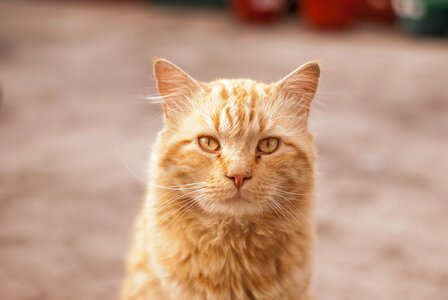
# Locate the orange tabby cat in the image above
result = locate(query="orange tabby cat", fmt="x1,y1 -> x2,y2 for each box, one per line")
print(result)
122,58 -> 320,300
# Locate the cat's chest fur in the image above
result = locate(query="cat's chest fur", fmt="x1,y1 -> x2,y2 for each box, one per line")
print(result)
148,206 -> 312,300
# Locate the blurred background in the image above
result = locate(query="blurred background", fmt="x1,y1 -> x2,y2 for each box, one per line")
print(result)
0,0 -> 447,299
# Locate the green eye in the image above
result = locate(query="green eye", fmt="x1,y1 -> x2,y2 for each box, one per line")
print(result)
258,137 -> 279,154
198,136 -> 220,152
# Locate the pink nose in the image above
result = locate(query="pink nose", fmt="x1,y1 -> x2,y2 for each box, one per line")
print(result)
226,172 -> 251,189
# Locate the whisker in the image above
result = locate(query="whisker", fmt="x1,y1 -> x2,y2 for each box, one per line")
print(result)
149,182 -> 207,191
156,188 -> 206,211
157,199 -> 194,227
156,199 -> 199,236
271,198 -> 299,224
272,196 -> 304,224
270,198 -> 291,223
113,144 -> 148,183
275,188 -> 313,197
266,199 -> 289,232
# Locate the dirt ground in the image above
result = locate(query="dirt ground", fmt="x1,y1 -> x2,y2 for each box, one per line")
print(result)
0,2 -> 447,300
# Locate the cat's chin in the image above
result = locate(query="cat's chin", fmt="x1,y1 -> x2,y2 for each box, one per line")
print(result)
201,193 -> 264,217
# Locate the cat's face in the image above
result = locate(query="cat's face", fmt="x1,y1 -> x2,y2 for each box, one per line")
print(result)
153,59 -> 319,216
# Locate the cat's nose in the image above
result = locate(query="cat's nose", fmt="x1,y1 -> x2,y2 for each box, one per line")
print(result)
226,171 -> 251,190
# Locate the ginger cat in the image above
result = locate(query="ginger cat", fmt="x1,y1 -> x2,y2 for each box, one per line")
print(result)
122,58 -> 320,300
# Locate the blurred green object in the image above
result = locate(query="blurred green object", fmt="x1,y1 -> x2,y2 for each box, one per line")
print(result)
150,0 -> 227,7
393,0 -> 448,36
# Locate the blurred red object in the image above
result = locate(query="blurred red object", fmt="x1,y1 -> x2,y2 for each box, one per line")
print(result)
301,0 -> 355,29
356,0 -> 395,22
232,0 -> 287,22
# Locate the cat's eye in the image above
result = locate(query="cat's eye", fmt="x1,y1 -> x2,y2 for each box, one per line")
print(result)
257,137 -> 280,154
198,136 -> 220,152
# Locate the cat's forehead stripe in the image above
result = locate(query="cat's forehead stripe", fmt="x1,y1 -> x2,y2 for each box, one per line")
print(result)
220,85 -> 228,100
225,106 -> 234,127
249,85 -> 258,123
205,79 -> 272,138
237,81 -> 258,135
213,110 -> 220,132
234,84 -> 249,133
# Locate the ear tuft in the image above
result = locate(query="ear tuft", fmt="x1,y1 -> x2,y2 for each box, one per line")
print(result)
302,61 -> 320,78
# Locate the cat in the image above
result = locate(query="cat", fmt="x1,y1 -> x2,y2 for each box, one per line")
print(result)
121,58 -> 320,300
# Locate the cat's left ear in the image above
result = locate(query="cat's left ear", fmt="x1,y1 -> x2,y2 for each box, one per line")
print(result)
276,61 -> 320,117
153,58 -> 201,121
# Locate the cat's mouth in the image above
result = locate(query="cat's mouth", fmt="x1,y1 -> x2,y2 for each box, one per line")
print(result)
228,194 -> 242,201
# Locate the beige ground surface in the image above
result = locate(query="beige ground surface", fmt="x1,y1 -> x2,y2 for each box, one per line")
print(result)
1,2 -> 447,300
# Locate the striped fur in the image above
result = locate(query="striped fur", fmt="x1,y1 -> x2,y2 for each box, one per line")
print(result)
122,59 -> 320,300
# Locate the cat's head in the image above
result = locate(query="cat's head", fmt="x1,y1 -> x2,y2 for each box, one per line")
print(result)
152,59 -> 320,217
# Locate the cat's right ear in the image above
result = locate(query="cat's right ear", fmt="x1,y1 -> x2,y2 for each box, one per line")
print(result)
153,58 -> 200,121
